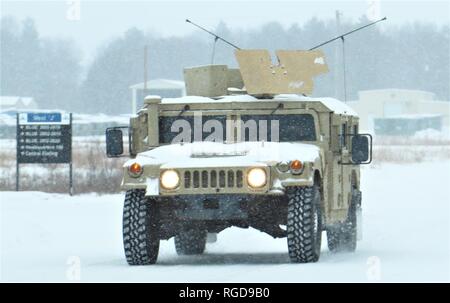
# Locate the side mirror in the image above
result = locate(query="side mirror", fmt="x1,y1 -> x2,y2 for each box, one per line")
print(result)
351,134 -> 372,164
106,128 -> 124,157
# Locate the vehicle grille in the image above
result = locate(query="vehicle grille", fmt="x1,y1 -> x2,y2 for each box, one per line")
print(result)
183,169 -> 244,189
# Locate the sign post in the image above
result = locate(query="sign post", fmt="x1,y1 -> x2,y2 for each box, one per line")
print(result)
16,112 -> 73,195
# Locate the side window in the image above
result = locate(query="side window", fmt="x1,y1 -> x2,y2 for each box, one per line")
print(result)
353,124 -> 358,135
340,123 -> 347,149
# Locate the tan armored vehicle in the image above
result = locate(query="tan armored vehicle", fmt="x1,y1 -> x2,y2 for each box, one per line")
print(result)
106,50 -> 372,265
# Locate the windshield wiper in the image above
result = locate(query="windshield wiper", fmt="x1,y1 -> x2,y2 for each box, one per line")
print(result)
177,104 -> 190,118
270,103 -> 284,115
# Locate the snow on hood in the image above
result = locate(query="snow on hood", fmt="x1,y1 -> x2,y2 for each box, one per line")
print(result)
125,141 -> 320,169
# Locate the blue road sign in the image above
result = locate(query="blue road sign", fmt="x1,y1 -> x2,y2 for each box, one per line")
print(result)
27,112 -> 62,123
18,112 -> 70,125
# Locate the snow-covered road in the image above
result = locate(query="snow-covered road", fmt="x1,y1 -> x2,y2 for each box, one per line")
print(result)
1,162 -> 449,282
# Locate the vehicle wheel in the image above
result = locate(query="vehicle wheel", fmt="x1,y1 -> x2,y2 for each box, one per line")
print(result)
123,189 -> 160,265
327,187 -> 360,253
286,185 -> 323,263
175,228 -> 207,255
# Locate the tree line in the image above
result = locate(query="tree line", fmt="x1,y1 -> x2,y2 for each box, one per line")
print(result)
1,16 -> 449,115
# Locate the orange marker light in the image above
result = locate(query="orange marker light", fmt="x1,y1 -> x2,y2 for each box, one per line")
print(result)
290,160 -> 303,172
129,163 -> 142,176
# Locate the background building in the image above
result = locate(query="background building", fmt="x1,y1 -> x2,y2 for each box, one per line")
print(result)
347,89 -> 450,135
0,96 -> 38,112
129,79 -> 186,114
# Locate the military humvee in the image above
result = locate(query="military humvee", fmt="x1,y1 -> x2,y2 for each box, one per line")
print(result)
106,50 -> 372,265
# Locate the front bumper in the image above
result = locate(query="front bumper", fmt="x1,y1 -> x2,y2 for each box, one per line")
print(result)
174,194 -> 249,220
156,193 -> 287,221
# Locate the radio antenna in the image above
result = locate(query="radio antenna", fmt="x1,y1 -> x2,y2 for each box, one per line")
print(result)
309,17 -> 386,102
186,19 -> 241,64
309,17 -> 387,50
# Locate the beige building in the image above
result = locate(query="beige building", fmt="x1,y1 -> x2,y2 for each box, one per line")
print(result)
130,79 -> 186,114
347,89 -> 450,133
0,96 -> 38,112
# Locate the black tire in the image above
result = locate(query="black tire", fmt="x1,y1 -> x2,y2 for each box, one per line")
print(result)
286,185 -> 323,263
123,189 -> 160,265
327,187 -> 360,253
174,228 -> 207,255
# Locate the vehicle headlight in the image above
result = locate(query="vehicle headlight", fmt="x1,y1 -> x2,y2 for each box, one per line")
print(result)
160,170 -> 180,190
247,168 -> 267,188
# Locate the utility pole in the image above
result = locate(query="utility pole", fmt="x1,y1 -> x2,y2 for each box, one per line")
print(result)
144,45 -> 148,97
334,10 -> 343,100
132,45 -> 148,115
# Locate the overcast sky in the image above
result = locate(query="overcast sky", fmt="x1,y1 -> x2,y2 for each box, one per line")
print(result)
2,0 -> 449,64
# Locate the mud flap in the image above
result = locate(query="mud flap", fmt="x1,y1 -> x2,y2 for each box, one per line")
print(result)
206,233 -> 217,243
354,189 -> 363,241
145,178 -> 159,196
356,206 -> 363,241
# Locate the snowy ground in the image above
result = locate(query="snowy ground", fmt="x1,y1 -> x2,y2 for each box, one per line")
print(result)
1,162 -> 449,282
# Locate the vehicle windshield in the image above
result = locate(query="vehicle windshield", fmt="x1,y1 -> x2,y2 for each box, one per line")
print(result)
159,113 -> 316,144
240,114 -> 316,142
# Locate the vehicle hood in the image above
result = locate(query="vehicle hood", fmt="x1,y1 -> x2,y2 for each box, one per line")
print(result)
125,141 -> 321,169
